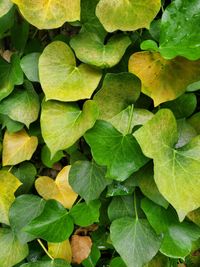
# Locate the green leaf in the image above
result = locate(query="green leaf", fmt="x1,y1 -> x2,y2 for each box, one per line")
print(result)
9,195 -> 45,243
106,180 -> 135,197
0,5 -> 15,38
187,208 -> 200,227
0,54 -> 23,101
82,245 -> 101,267
96,0 -> 161,32
20,53 -> 40,82
0,228 -> 28,267
41,145 -> 64,168
159,0 -> 200,60
110,217 -> 162,267
70,32 -> 131,68
93,73 -> 140,120
39,41 -> 102,101
69,200 -> 101,227
20,259 -> 71,267
108,195 -> 135,222
0,114 -> 24,133
187,112 -> 200,134
176,119 -> 197,148
23,200 -> 74,242
110,257 -> 126,267
41,100 -> 98,156
134,109 -> 200,220
69,161 -> 110,203
0,81 -> 40,127
0,0 -> 13,17
11,20 -> 29,52
84,120 -> 148,181
144,253 -> 170,267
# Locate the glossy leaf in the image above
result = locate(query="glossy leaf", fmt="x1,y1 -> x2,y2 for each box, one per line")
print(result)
0,171 -> 21,225
35,166 -> 78,209
41,100 -> 98,156
12,0 -> 80,29
84,120 -> 148,181
96,0 -> 161,32
3,129 -> 38,166
39,41 -> 102,101
129,51 -> 200,106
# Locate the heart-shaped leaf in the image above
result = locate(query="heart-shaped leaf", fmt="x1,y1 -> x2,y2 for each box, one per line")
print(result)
134,109 -> 200,220
110,217 -> 162,267
35,166 -> 78,209
0,171 -> 21,225
24,199 -> 74,242
41,100 -> 98,156
11,0 -> 80,29
96,0 -> 161,32
84,120 -> 148,181
0,0 -> 13,17
39,41 -> 102,101
0,228 -> 28,267
3,129 -> 38,166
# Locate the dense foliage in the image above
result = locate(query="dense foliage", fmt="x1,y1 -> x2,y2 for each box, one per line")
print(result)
0,0 -> 200,266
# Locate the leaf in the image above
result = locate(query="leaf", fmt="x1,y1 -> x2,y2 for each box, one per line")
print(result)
20,53 -> 40,82
110,257 -> 127,267
41,145 -> 64,168
69,200 -> 101,227
0,170 -> 21,225
144,253 -> 170,267
134,109 -> 200,220
39,41 -> 102,101
0,81 -> 40,127
96,0 -> 161,32
41,100 -> 98,156
48,240 -> 72,263
9,195 -> 45,243
159,0 -> 200,60
176,119 -> 197,149
71,235 -> 92,264
0,0 -> 13,18
93,73 -> 140,120
0,114 -> 23,133
21,259 -> 71,267
70,32 -> 131,68
69,161 -> 110,203
188,112 -> 200,134
3,129 -> 38,166
84,120 -> 148,181
11,0 -> 80,29
35,166 -> 78,209
24,199 -> 74,242
0,228 -> 28,267
129,51 -> 200,106
82,245 -> 101,267
0,6 -> 15,38
110,217 -> 162,267
0,54 -> 23,101
187,208 -> 200,227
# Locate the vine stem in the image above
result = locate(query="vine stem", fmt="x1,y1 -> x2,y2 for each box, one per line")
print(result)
134,191 -> 138,221
37,239 -> 54,260
126,104 -> 134,135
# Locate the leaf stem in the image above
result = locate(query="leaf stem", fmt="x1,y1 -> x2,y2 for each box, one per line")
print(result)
37,239 -> 54,260
126,104 -> 134,135
134,191 -> 138,221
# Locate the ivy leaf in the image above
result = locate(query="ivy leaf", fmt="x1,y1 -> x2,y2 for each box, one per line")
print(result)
129,51 -> 200,106
2,129 -> 38,166
35,166 -> 78,209
70,32 -> 131,68
0,228 -> 28,267
39,41 -> 102,101
69,161 -> 110,203
20,53 -> 40,82
176,119 -> 197,148
9,195 -> 45,243
134,109 -> 200,220
159,0 -> 200,60
188,112 -> 200,134
41,145 -> 64,168
110,257 -> 126,267
21,259 -> 71,267
41,100 -> 98,156
23,200 -> 74,242
0,114 -> 23,133
187,208 -> 200,227
0,0 -> 13,18
96,0 -> 161,32
110,217 -> 162,267
0,54 -> 23,101
0,81 -> 40,127
11,0 -> 80,29
84,120 -> 148,181
0,171 -> 21,225
48,240 -> 72,263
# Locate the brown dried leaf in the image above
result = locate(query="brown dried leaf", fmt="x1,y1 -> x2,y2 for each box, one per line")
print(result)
71,235 -> 92,264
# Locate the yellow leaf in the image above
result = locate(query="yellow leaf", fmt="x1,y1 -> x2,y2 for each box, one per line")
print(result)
3,129 -> 38,166
71,235 -> 92,264
35,166 -> 78,209
48,240 -> 72,262
11,0 -> 80,29
0,171 -> 21,225
129,51 -> 200,106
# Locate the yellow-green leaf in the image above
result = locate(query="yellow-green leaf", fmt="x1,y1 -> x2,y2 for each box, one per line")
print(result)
11,0 -> 80,29
0,171 -> 21,225
3,129 -> 38,166
96,0 -> 161,32
129,51 -> 200,106
35,166 -> 78,209
39,41 -> 102,101
48,240 -> 72,262
0,0 -> 13,18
